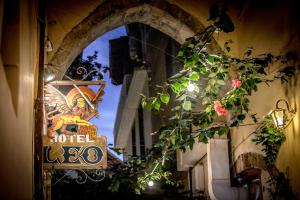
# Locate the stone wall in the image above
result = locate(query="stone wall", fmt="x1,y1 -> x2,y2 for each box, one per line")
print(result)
47,0 -> 221,79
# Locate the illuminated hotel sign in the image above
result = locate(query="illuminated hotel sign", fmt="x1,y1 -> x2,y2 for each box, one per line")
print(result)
43,134 -> 107,169
43,82 -> 107,169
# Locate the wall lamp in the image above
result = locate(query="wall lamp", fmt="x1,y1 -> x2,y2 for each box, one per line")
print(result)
44,65 -> 56,82
270,99 -> 297,128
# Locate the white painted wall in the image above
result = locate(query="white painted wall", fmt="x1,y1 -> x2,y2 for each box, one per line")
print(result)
207,139 -> 248,200
115,69 -> 148,149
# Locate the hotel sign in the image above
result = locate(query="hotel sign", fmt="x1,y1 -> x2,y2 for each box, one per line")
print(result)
43,134 -> 107,169
43,83 -> 107,169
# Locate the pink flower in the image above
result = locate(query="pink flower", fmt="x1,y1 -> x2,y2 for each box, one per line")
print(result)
231,79 -> 241,89
213,101 -> 222,109
213,101 -> 228,116
215,106 -> 228,116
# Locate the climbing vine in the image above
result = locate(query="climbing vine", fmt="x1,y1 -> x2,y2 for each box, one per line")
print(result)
252,116 -> 296,199
108,3 -> 297,198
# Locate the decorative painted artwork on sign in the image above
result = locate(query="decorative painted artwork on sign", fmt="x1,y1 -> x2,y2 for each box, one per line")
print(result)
43,83 -> 107,169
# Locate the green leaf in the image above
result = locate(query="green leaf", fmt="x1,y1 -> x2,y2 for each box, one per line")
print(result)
230,120 -> 239,127
181,79 -> 189,87
205,84 -> 211,92
208,79 -> 216,85
183,100 -> 192,111
214,13 -> 234,33
160,93 -> 170,104
171,82 -> 181,94
226,46 -> 230,52
216,72 -> 226,80
198,65 -> 207,74
203,98 -> 210,106
170,135 -> 176,145
251,114 -> 258,123
216,80 -> 225,85
237,114 -> 246,121
198,134 -> 208,143
177,51 -> 184,57
244,49 -> 252,57
135,188 -> 141,195
177,94 -> 187,101
194,85 -> 200,93
152,99 -> 161,111
170,72 -> 183,79
208,73 -> 216,78
206,56 -> 214,64
141,98 -> 147,108
190,72 -> 200,81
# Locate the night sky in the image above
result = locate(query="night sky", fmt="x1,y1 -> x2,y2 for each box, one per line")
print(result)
83,26 -> 127,158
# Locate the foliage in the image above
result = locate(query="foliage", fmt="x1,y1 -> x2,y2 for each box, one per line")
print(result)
64,51 -> 109,81
107,148 -> 180,195
252,115 -> 286,166
267,172 -> 295,200
58,3 -> 297,199
128,3 -> 297,198
51,169 -> 144,200
51,156 -> 183,200
141,31 -> 295,149
252,116 -> 297,199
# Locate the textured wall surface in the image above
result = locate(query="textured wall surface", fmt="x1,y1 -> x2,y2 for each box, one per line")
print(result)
0,0 -> 38,199
45,0 -> 300,196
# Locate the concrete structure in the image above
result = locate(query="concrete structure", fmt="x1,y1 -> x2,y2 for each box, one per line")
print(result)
111,23 -> 181,158
1,0 -> 300,199
114,69 -> 150,156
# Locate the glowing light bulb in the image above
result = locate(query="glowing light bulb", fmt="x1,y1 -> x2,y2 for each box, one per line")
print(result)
277,117 -> 284,127
45,73 -> 55,82
187,83 -> 195,92
147,180 -> 154,187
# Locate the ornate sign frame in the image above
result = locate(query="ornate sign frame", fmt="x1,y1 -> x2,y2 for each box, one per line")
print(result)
43,80 -> 107,170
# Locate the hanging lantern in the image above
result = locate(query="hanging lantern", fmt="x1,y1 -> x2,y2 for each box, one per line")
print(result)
270,99 -> 296,128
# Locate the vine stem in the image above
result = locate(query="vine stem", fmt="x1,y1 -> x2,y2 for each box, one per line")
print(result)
237,122 -> 263,127
161,144 -> 169,166
150,162 -> 160,175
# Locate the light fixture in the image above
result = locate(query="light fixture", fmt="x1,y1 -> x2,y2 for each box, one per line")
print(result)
147,180 -> 154,187
45,37 -> 53,52
187,83 -> 195,92
45,73 -> 55,82
44,67 -> 56,82
270,99 -> 296,128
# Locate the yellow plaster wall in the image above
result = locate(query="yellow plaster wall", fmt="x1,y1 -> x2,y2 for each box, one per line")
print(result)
276,74 -> 300,193
173,0 -> 300,193
0,0 -> 39,199
47,0 -> 105,61
170,0 -> 239,55
171,0 -> 299,57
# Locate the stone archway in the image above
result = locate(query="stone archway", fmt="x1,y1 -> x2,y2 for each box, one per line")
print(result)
233,152 -> 266,175
48,0 -> 220,79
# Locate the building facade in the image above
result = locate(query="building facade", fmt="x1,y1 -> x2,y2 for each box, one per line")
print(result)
1,0 -> 299,199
